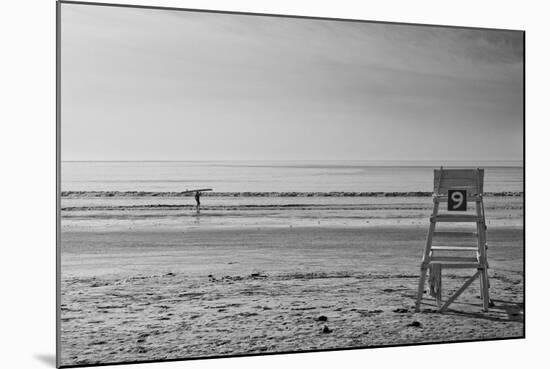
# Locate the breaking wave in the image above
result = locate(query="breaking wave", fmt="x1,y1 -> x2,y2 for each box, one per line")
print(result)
61,191 -> 523,198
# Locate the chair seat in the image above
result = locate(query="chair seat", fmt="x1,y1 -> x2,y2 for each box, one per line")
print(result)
432,214 -> 480,222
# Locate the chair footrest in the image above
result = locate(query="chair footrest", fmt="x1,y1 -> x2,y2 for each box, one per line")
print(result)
429,256 -> 479,263
433,231 -> 478,238
431,246 -> 479,251
427,262 -> 486,269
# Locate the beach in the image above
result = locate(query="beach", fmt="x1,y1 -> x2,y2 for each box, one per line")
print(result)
56,6 -> 525,366
60,191 -> 524,366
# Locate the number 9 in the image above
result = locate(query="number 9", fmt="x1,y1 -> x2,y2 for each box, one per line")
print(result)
451,191 -> 464,209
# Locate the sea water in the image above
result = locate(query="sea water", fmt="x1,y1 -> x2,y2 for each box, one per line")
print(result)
60,161 -> 523,230
61,160 -> 523,193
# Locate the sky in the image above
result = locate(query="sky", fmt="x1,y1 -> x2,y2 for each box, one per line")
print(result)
60,3 -> 524,162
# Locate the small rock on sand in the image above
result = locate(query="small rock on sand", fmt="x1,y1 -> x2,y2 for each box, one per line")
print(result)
393,308 -> 409,313
407,321 -> 422,328
322,325 -> 333,334
249,272 -> 268,279
317,315 -> 328,322
422,308 -> 438,313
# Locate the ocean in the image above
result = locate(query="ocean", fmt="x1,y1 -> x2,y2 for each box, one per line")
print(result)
61,160 -> 523,193
60,161 -> 523,230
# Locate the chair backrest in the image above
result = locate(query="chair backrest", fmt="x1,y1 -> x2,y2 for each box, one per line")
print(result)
433,168 -> 484,196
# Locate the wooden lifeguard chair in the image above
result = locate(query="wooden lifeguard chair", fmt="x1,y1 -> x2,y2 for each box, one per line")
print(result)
415,168 -> 491,312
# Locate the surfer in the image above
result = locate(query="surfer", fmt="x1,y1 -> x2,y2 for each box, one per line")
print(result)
195,191 -> 201,214
180,188 -> 211,214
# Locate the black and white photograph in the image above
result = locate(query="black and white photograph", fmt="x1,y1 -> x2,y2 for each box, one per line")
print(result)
57,1 -> 524,367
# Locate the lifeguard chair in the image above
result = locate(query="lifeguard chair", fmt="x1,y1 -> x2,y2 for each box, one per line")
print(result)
415,168 -> 491,312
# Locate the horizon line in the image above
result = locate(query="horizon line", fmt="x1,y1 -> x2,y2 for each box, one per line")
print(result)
61,159 -> 524,162
60,159 -> 524,166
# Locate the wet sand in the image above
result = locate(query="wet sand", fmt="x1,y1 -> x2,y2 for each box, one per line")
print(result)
60,224 -> 524,366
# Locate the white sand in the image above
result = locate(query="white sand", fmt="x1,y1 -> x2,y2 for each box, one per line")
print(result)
60,203 -> 524,366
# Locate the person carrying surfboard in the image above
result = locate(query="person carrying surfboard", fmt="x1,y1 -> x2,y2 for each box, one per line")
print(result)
195,191 -> 201,214
180,188 -> 211,214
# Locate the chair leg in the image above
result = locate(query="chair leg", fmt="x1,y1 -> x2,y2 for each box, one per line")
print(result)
415,266 -> 428,312
480,268 -> 490,312
439,270 -> 480,313
485,270 -> 494,307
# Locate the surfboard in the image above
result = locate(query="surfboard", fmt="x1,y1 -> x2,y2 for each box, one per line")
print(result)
182,188 -> 213,194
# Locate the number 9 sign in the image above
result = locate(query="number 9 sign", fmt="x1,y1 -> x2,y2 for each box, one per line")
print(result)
448,189 -> 467,211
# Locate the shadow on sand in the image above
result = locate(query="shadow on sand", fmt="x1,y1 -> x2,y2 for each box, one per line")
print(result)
437,299 -> 524,323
